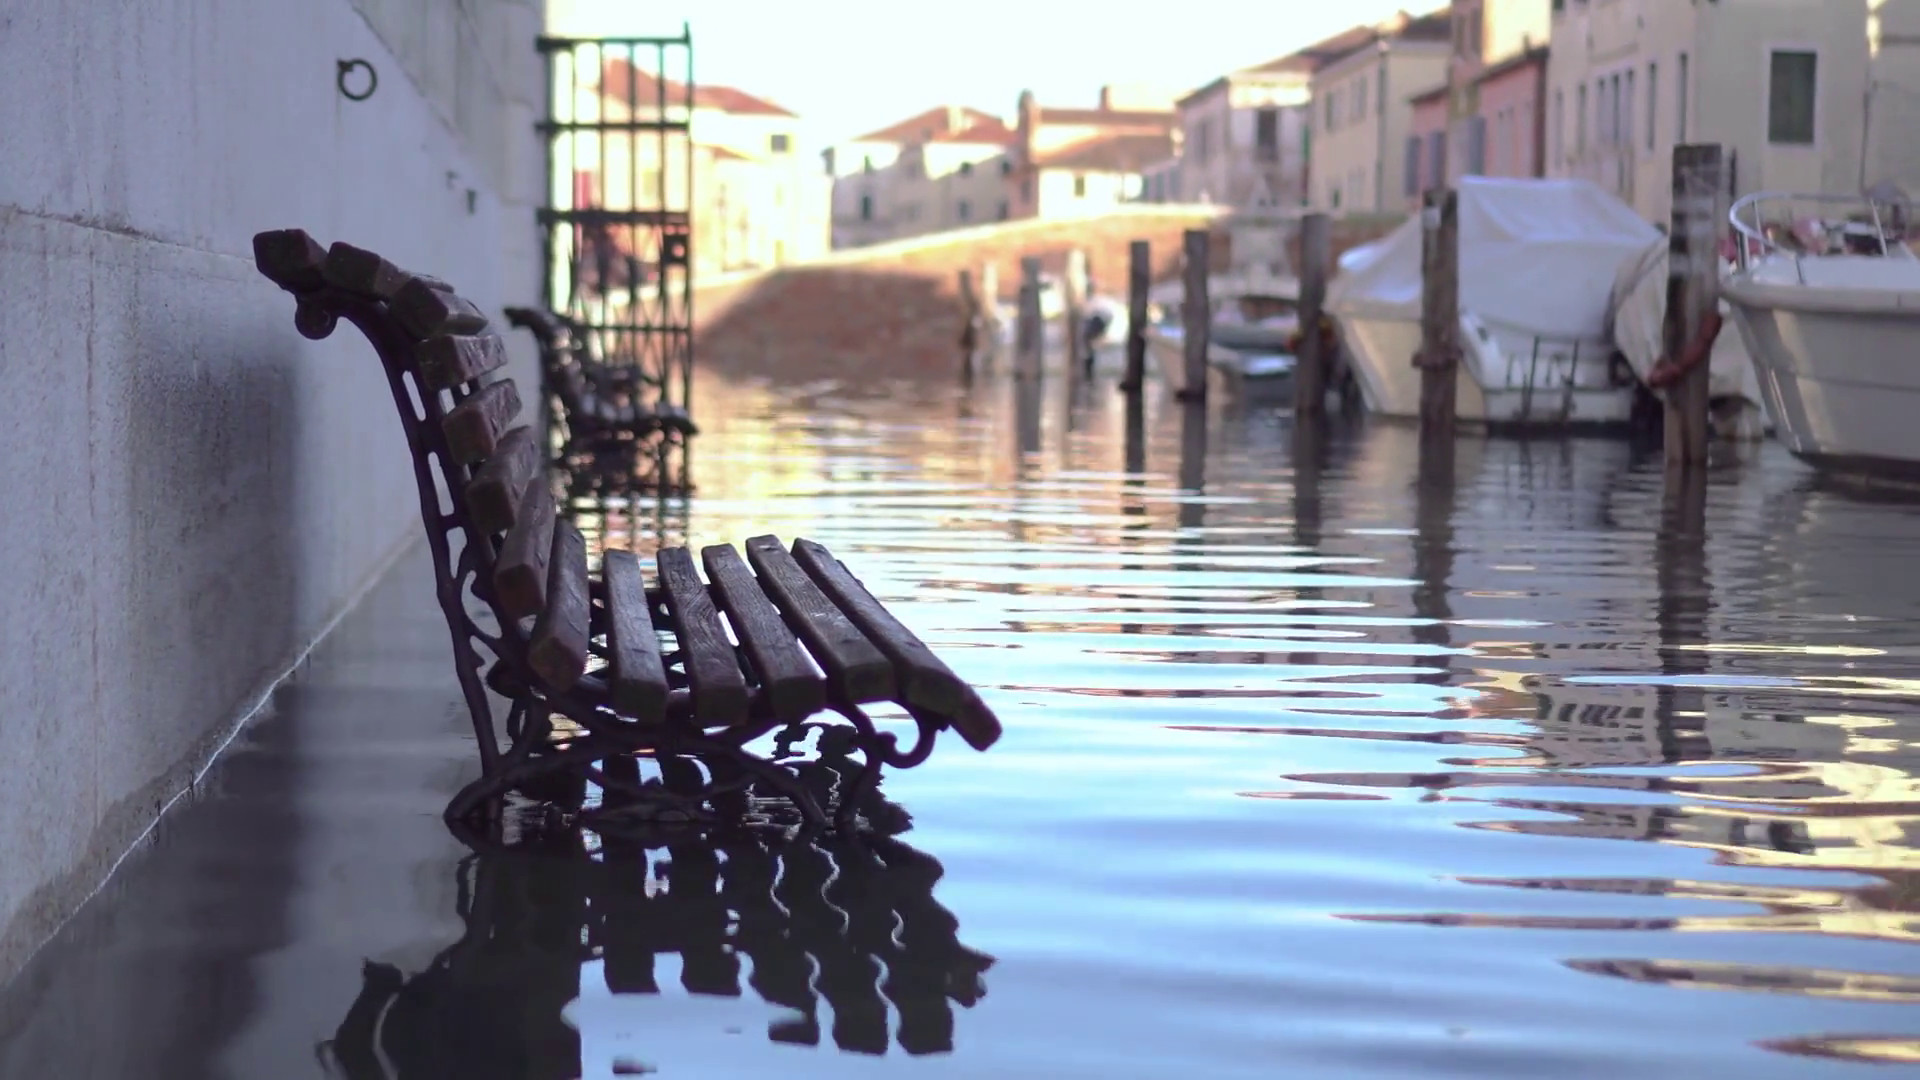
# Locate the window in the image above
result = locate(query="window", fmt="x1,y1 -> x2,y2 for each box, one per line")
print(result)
998,200 -> 1010,220
1623,69 -> 1635,151
957,200 -> 971,221
1023,176 -> 1034,202
1466,114 -> 1487,175
1405,135 -> 1423,196
863,155 -> 874,173
1469,9 -> 1482,58
960,160 -> 973,176
1610,75 -> 1621,145
1576,83 -> 1587,151
1196,119 -> 1212,162
1325,90 -> 1338,132
1073,173 -> 1087,197
1356,76 -> 1368,120
1255,107 -> 1280,162
1000,158 -> 1013,175
1427,129 -> 1446,187
1330,186 -> 1343,209
859,194 -> 872,221
1553,89 -> 1564,164
1646,62 -> 1658,150
770,133 -> 791,153
1677,52 -> 1689,140
1769,50 -> 1817,144
822,147 -> 837,175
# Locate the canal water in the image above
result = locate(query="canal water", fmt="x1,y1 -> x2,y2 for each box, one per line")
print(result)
7,369 -> 1920,1077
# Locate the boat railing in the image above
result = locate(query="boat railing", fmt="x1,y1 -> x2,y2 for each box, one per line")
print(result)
1728,190 -> 1917,279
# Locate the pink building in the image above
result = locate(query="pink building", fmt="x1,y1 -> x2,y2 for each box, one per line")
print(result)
1401,44 -> 1549,209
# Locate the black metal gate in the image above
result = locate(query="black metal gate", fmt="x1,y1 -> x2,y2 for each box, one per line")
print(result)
536,29 -> 695,498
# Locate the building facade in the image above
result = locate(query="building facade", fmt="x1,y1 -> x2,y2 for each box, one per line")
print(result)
1545,0 -> 1870,223
1008,88 -> 1178,219
1306,10 -> 1453,213
823,106 -> 1006,248
1167,57 -> 1314,208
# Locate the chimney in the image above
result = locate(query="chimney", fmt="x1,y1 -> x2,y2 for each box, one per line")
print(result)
947,104 -> 964,132
1099,85 -> 1113,111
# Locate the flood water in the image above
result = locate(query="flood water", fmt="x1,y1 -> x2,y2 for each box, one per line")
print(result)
9,369 -> 1920,1077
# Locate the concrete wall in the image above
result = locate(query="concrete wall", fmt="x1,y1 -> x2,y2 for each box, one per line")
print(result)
0,0 -> 545,982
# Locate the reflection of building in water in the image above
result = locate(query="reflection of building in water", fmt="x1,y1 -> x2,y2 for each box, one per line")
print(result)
319,751 -> 993,1078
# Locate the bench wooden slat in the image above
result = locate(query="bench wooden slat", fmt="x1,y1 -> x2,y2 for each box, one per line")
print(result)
253,229 -> 327,291
321,242 -> 410,299
790,538 -> 1002,750
601,550 -> 670,722
443,379 -> 521,463
417,333 -> 509,391
392,277 -> 488,338
701,544 -> 825,722
464,425 -> 539,534
494,475 -> 555,618
529,519 -> 591,691
743,535 -> 894,704
656,547 -> 750,725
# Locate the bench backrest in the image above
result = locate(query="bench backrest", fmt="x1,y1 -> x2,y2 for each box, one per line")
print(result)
253,231 -> 593,699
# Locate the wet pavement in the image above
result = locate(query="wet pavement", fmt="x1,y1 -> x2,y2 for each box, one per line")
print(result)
8,371 -> 1920,1077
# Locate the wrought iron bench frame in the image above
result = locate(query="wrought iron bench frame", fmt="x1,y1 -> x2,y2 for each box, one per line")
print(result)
252,229 -> 1001,833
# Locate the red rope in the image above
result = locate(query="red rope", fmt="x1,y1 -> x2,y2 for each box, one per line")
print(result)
1646,310 -> 1724,389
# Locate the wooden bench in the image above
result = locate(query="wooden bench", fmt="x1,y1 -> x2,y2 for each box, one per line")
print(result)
502,305 -> 697,464
253,229 -> 1001,830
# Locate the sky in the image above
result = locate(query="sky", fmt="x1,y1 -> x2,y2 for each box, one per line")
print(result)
550,0 -> 1431,144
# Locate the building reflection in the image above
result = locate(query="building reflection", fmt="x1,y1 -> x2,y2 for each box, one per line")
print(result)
317,742 -> 993,1078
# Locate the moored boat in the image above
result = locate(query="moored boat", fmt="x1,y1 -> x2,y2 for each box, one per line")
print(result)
1722,190 -> 1920,476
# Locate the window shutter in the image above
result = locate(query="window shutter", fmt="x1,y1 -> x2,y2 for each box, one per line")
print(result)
1405,135 -> 1423,196
1466,116 -> 1488,176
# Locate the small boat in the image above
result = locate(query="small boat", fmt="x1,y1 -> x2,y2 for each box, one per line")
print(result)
1327,176 -> 1655,428
1723,190 -> 1920,476
1145,321 -> 1296,401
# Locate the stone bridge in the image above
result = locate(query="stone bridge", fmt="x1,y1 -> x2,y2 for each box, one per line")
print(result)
693,207 -> 1398,380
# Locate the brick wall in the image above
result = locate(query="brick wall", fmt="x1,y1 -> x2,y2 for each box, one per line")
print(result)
693,209 -> 1402,380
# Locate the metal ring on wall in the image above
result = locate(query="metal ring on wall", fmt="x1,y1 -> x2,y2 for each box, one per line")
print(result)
337,59 -> 378,102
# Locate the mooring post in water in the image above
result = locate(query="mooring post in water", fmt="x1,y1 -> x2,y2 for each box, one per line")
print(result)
1063,248 -> 1091,379
1122,239 -> 1150,395
1294,212 -> 1332,417
1664,143 -> 1725,470
979,260 -> 1001,373
1417,188 -> 1461,444
957,268 -> 980,382
1016,255 -> 1044,380
1177,228 -> 1210,404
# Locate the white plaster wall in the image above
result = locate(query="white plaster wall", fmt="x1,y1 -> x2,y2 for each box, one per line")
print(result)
0,0 -> 545,981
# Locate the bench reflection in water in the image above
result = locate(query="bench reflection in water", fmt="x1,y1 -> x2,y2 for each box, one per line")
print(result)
318,734 -> 995,1079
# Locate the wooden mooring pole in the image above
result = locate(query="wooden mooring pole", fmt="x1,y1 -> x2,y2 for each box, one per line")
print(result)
1416,188 -> 1460,448
1664,143 -> 1725,470
979,261 -> 1001,373
1121,239 -> 1149,395
1177,228 -> 1210,404
957,268 -> 981,383
1293,212 -> 1332,417
1063,248 -> 1089,379
1016,255 -> 1043,380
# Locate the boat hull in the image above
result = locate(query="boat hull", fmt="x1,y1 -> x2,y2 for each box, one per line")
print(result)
1726,278 -> 1920,476
1335,310 -> 1636,427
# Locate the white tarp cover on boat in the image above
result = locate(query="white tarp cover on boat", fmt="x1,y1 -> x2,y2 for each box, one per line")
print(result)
1327,176 -> 1660,340
1608,240 -> 1764,411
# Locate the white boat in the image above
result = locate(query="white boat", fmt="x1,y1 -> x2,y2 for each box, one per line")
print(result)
1326,176 -> 1654,427
1145,322 -> 1295,400
1722,190 -> 1920,476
